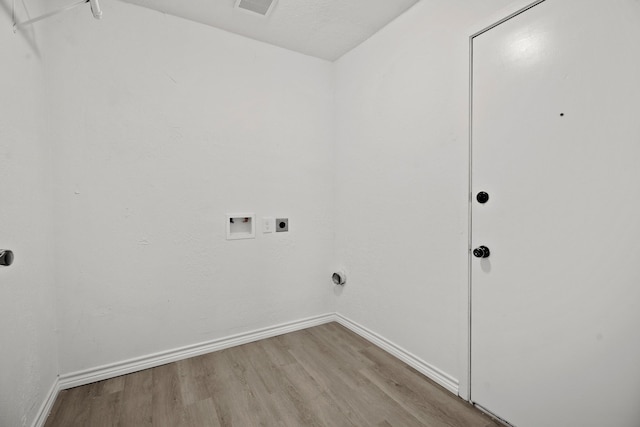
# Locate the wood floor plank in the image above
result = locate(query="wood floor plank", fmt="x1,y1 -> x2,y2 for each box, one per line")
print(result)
117,368 -> 153,426
200,347 -> 265,426
197,350 -> 236,426
361,345 -> 502,427
44,322 -> 502,427
44,386 -> 92,426
224,344 -> 288,426
87,390 -> 123,427
236,342 -> 306,426
176,355 -> 211,406
281,330 -> 364,391
151,363 -> 187,427
282,330 -> 425,427
102,375 -> 125,395
306,324 -> 376,371
256,336 -> 297,367
279,354 -> 365,427
183,398 -> 221,427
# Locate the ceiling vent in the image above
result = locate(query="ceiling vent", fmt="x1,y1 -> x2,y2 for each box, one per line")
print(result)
235,0 -> 277,17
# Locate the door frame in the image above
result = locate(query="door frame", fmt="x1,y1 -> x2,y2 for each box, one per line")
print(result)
460,0 -> 546,403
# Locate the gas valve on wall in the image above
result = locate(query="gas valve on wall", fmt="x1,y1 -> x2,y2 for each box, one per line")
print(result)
332,271 -> 346,286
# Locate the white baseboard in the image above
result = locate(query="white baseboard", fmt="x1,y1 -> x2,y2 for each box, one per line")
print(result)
335,313 -> 459,395
58,313 -> 335,390
32,377 -> 60,427
54,311 -> 457,412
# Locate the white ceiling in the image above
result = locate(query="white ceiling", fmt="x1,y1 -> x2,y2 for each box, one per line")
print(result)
120,0 -> 420,61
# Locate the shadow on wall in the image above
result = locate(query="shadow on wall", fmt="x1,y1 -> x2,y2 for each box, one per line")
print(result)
1,0 -> 42,58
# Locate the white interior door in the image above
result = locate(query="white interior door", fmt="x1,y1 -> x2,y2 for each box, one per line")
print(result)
471,1 -> 640,426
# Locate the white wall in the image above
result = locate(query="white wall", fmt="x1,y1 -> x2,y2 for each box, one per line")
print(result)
43,0 -> 335,374
0,1 -> 543,422
0,1 -> 59,425
333,0 -> 514,392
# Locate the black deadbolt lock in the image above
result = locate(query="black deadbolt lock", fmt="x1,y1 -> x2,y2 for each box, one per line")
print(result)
473,246 -> 490,258
476,191 -> 489,204
0,250 -> 14,266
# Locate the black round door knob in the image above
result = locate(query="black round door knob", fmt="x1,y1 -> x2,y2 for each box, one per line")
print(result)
0,250 -> 14,266
476,191 -> 489,204
473,246 -> 490,258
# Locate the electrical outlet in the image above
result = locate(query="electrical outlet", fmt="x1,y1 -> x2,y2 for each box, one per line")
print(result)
276,218 -> 288,232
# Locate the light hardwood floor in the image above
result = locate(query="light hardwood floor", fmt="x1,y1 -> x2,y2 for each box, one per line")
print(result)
45,322 -> 501,426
